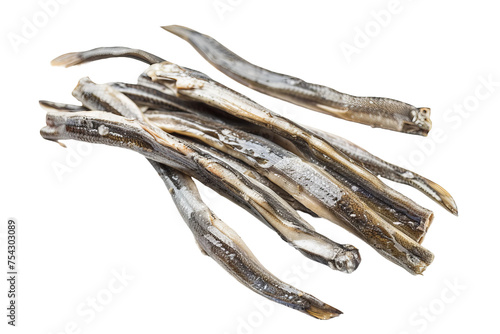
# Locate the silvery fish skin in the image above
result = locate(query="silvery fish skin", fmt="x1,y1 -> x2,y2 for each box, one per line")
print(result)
162,25 -> 432,136
40,108 -> 360,274
49,48 -> 454,214
144,61 -> 435,239
151,163 -> 342,319
146,112 -> 434,274
108,82 -> 198,112
49,46 -> 272,124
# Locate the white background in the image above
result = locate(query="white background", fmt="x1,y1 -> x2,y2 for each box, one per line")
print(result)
1,0 -> 499,333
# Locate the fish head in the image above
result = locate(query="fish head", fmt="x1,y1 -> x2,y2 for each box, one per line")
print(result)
403,107 -> 432,136
330,245 -> 361,274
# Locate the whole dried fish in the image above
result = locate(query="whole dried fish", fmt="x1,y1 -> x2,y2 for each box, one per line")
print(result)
152,162 -> 342,319
162,25 -> 432,136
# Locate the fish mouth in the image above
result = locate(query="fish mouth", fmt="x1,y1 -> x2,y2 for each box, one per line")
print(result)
403,107 -> 432,136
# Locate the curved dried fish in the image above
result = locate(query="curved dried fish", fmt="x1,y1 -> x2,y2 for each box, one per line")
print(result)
40,110 -> 432,274
162,25 -> 432,136
152,162 -> 341,319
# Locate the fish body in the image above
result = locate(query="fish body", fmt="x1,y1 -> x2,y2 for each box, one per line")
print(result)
163,25 -> 432,136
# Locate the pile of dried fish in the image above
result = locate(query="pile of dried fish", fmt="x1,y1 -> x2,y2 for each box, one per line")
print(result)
40,26 -> 457,319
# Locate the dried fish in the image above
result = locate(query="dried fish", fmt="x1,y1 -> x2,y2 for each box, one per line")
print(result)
162,25 -> 432,135
152,162 -> 342,319
49,47 -> 454,214
146,112 -> 427,242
